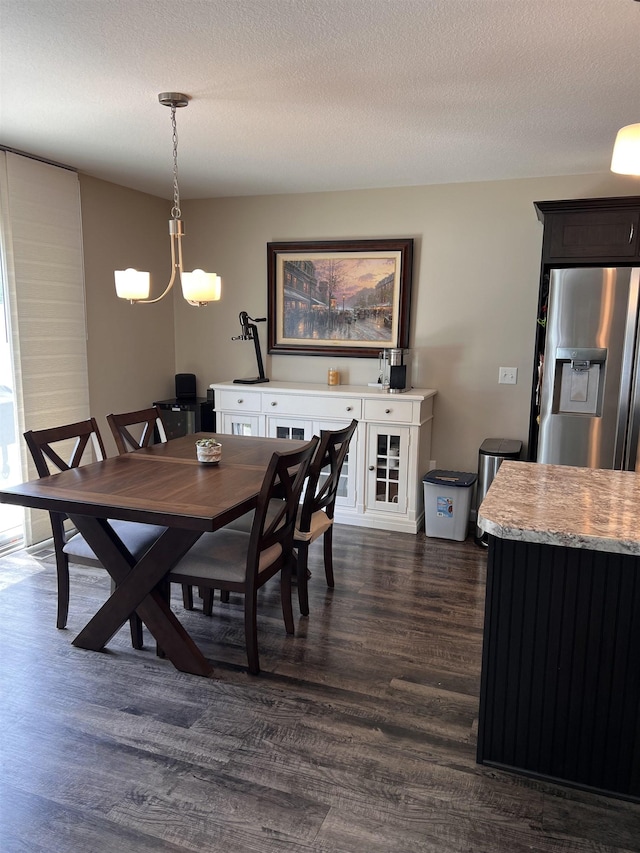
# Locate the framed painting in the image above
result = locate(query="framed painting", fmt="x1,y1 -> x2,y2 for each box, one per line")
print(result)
267,238 -> 413,357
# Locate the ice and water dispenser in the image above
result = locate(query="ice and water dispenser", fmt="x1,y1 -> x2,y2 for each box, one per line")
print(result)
537,344 -> 614,468
550,347 -> 607,417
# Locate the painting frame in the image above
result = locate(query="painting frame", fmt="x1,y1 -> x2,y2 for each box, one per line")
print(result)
267,238 -> 413,358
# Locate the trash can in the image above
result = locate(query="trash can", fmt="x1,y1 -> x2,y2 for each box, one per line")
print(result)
475,438 -> 522,546
423,470 -> 477,541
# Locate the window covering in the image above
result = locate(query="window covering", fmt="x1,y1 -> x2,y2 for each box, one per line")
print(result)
0,152 -> 90,545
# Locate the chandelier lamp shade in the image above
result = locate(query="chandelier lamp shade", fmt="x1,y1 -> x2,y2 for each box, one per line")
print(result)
114,92 -> 222,306
610,123 -> 640,177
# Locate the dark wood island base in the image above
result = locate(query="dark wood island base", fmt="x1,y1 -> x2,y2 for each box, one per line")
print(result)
477,535 -> 640,802
477,461 -> 640,802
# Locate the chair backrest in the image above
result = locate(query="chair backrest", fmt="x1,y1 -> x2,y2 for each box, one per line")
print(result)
106,406 -> 167,455
23,418 -> 107,555
246,437 -> 319,582
24,417 -> 106,477
298,419 -> 358,533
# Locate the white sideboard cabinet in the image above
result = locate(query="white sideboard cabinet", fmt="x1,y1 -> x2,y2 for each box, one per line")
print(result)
210,381 -> 436,533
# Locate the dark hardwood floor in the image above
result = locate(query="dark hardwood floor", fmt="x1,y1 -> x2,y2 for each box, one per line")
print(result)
0,527 -> 638,852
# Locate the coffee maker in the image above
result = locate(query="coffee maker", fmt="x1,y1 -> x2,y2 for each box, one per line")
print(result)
379,348 -> 411,393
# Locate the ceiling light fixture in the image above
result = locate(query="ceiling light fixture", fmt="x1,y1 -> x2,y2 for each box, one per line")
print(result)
115,92 -> 221,306
611,123 -> 640,176
610,3 -> 640,176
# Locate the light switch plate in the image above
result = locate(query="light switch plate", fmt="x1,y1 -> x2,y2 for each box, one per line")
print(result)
499,366 -> 517,385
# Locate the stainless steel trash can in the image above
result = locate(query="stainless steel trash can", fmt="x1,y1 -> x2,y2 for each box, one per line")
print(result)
475,438 -> 522,546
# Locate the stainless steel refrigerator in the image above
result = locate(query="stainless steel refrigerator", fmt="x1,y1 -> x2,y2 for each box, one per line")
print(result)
536,266 -> 640,470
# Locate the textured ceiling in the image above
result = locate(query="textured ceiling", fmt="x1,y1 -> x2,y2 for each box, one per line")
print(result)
1,0 -> 640,200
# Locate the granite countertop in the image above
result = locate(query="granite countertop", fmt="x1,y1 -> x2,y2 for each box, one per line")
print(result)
478,460 -> 640,556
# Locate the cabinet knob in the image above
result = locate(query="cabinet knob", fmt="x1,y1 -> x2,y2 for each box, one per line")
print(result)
271,401 -> 277,406
346,406 -> 353,412
385,408 -> 391,414
237,399 -> 243,404
369,465 -> 375,471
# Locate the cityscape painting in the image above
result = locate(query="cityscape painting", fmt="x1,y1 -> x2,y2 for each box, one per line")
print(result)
267,239 -> 413,357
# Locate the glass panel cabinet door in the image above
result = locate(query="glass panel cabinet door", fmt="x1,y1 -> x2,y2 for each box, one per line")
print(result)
221,413 -> 261,436
266,417 -> 313,441
366,424 -> 410,513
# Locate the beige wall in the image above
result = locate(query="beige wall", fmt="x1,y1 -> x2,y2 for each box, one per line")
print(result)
79,175 -> 176,454
78,171 -> 640,470
174,172 -> 640,472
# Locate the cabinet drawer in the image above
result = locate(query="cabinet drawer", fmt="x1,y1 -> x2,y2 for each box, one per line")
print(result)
364,398 -> 415,423
218,389 -> 262,412
263,393 -> 361,420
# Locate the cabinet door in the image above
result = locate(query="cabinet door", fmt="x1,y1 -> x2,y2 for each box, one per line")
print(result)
265,416 -> 313,441
313,419 -> 359,511
546,210 -> 640,261
365,425 -> 410,514
221,413 -> 262,436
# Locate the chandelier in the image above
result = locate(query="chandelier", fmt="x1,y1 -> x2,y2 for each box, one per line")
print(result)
115,93 -> 221,306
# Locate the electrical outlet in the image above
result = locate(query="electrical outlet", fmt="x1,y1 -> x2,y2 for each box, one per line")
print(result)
499,366 -> 517,385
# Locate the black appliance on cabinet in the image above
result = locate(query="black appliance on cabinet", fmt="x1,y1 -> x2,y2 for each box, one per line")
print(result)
175,373 -> 197,399
153,397 -> 215,440
153,374 -> 215,440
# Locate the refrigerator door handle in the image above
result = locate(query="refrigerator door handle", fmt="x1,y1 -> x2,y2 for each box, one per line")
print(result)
623,269 -> 640,470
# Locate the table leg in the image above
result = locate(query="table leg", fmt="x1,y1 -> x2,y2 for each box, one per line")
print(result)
68,516 -> 213,677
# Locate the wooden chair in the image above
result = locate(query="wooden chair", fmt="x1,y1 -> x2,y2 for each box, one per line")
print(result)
105,404 -> 199,610
293,419 -> 357,615
165,437 -> 318,675
106,405 -> 167,455
224,420 -> 358,616
23,418 -> 166,647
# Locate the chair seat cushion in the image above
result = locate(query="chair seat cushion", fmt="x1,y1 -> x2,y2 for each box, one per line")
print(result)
168,528 -> 283,585
294,508 -> 333,543
224,500 -> 332,543
63,521 -> 166,561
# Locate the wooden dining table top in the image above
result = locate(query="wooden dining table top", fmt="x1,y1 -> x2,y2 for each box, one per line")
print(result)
0,432 -> 307,531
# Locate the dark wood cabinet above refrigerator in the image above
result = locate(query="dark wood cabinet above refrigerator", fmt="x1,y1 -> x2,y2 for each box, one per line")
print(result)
528,196 -> 640,461
535,196 -> 640,264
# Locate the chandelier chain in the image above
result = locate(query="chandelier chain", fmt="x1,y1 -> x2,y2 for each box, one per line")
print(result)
171,105 -> 181,219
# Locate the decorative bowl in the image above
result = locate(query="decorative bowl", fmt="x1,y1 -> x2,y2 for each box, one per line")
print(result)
195,439 -> 222,464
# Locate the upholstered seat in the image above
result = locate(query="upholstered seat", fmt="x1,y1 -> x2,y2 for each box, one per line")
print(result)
226,499 -> 333,543
170,529 -> 283,583
63,519 -> 164,563
293,505 -> 333,542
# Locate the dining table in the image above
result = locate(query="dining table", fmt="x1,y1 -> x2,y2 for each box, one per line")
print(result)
0,432 -> 307,677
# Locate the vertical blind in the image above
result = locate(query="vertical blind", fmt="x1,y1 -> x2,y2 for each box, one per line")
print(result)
0,151 -> 90,545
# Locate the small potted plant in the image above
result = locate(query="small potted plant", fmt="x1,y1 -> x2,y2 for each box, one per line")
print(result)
195,437 -> 222,464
